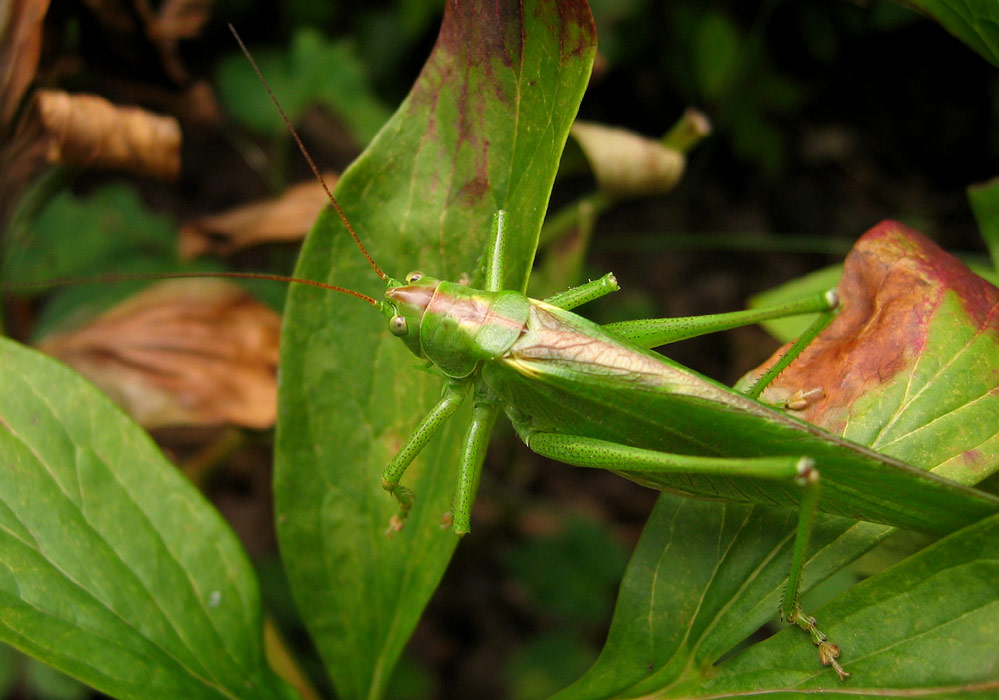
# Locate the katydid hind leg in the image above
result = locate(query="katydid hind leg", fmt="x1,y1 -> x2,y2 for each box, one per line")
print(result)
525,432 -> 808,480
526,431 -> 849,679
778,461 -> 850,680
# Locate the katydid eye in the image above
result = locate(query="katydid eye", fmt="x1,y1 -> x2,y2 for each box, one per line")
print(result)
406,271 -> 423,283
390,315 -> 409,336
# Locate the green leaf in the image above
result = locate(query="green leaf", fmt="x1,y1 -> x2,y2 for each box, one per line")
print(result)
0,337 -> 297,700
761,222 -> 999,486
273,2 -> 596,699
569,502 -> 999,698
556,222 -> 999,697
968,176 -> 999,273
692,11 -> 742,100
695,512 -> 999,692
217,28 -> 392,145
901,0 -> 999,67
0,183 -> 219,340
2,184 -> 175,283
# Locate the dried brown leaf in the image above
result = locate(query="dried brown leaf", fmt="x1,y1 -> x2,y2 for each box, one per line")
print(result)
37,279 -> 281,429
179,175 -> 337,258
570,120 -> 685,197
0,0 -> 51,129
25,89 -> 181,179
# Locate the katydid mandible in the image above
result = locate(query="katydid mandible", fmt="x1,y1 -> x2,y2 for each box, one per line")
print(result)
232,28 -> 999,681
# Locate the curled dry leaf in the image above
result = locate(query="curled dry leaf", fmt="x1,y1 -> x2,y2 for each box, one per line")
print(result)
179,174 -> 338,258
749,221 -> 999,483
570,120 -> 685,197
0,0 -> 51,129
37,279 -> 281,429
25,89 -> 181,180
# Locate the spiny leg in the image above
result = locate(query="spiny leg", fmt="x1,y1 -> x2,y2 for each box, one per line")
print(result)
525,431 -> 847,680
483,210 -> 508,293
604,289 -> 838,350
450,392 -> 500,535
381,380 -> 470,533
779,466 -> 848,679
543,273 -> 619,310
744,299 -> 839,399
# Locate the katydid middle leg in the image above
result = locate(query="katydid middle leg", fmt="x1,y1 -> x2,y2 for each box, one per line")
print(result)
604,289 -> 838,349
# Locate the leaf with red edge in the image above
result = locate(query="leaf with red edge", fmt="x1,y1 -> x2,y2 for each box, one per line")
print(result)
757,221 -> 999,485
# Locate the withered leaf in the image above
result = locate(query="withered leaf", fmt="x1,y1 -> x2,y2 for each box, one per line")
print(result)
0,0 -> 51,129
26,89 -> 181,180
37,279 -> 281,429
570,120 -> 685,197
751,221 -> 999,484
179,174 -> 337,258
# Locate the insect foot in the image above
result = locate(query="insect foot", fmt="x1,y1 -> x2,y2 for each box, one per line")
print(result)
785,604 -> 850,681
381,479 -> 415,537
784,387 -> 825,411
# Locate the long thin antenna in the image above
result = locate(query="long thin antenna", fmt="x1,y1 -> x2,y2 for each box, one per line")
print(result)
7,271 -> 379,306
228,23 -> 387,281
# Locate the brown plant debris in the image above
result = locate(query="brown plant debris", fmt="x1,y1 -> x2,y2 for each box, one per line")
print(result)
0,0 -> 52,129
25,89 -> 181,179
570,120 -> 685,197
179,174 -> 337,258
37,279 -> 281,429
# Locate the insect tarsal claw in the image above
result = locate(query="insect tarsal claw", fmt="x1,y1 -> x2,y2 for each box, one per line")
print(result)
794,457 -> 817,484
384,515 -> 406,538
818,641 -> 850,680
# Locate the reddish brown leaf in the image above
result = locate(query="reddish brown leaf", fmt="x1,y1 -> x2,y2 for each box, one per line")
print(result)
37,279 -> 280,429
0,0 -> 51,129
179,175 -> 337,258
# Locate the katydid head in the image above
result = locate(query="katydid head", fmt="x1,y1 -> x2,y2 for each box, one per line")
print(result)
383,271 -> 442,358
382,274 -> 530,379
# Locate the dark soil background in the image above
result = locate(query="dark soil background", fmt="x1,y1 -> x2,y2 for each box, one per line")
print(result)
2,1 -> 997,699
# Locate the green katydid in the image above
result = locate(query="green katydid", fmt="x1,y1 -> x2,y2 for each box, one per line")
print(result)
314,205 -> 998,682
219,28 -> 999,682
